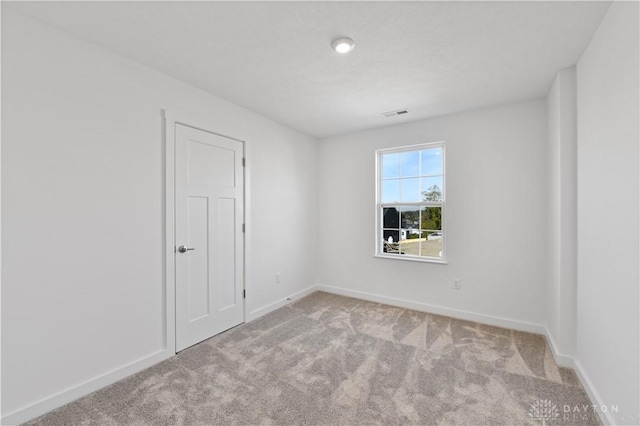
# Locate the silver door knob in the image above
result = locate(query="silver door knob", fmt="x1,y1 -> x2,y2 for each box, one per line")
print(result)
177,245 -> 195,253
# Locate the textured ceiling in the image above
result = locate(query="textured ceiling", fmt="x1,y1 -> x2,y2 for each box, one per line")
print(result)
6,1 -> 610,138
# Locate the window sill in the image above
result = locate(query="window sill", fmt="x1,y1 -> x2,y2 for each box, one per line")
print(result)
374,253 -> 448,264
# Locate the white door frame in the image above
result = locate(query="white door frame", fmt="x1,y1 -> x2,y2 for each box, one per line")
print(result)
163,110 -> 247,354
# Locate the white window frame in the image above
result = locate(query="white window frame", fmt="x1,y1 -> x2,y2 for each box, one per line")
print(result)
375,141 -> 447,264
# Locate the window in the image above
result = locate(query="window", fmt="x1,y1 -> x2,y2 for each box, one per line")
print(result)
376,142 -> 445,262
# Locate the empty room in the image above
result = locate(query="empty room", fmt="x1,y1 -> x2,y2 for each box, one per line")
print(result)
1,1 -> 638,425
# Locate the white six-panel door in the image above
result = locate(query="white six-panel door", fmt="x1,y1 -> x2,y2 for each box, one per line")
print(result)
175,123 -> 244,352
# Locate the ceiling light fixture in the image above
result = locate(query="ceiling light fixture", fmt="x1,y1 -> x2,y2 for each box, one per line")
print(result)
331,37 -> 355,54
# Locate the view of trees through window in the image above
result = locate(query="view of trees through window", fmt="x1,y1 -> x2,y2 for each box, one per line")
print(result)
378,144 -> 444,259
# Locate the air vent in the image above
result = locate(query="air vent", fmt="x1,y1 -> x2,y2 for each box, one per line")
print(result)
383,108 -> 409,117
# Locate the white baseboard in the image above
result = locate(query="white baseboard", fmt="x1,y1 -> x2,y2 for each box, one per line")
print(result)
543,327 -> 576,368
572,359 -> 615,426
1,349 -> 173,426
316,284 -> 546,334
543,329 -> 619,425
544,337 -> 614,425
246,285 -> 317,322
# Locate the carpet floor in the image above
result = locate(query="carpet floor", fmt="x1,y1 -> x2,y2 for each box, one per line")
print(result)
26,291 -> 601,425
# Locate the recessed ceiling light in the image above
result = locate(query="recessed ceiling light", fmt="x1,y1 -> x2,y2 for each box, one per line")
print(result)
331,37 -> 355,54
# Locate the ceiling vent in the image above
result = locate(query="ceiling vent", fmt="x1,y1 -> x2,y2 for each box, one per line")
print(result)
383,108 -> 409,117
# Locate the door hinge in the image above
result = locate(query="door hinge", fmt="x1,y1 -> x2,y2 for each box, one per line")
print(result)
242,158 -> 246,167
242,223 -> 245,233
243,289 -> 246,299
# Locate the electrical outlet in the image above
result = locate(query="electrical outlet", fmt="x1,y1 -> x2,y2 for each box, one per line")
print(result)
276,272 -> 281,284
453,279 -> 461,290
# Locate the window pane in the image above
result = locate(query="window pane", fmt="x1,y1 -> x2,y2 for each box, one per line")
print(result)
382,230 -> 401,252
381,153 -> 400,178
419,232 -> 443,258
421,148 -> 442,176
401,151 -> 419,177
400,207 -> 420,230
398,238 -> 419,256
400,178 -> 420,202
421,177 -> 443,202
382,207 -> 400,228
382,230 -> 400,242
420,207 -> 442,231
381,179 -> 400,203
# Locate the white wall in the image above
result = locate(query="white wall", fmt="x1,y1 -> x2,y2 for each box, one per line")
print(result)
4,2 -> 639,425
575,2 -> 639,423
317,100 -> 548,329
1,8 -> 317,423
546,68 -> 577,360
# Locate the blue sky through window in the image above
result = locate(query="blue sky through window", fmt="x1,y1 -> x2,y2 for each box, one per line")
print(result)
421,149 -> 442,176
401,151 -> 419,176
381,153 -> 400,178
381,147 -> 442,202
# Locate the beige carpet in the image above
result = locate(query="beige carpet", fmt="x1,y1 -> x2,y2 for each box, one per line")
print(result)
26,292 -> 601,425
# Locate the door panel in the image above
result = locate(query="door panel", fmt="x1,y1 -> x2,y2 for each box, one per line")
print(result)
216,197 -> 237,311
187,195 -> 209,322
188,140 -> 236,187
175,124 -> 244,352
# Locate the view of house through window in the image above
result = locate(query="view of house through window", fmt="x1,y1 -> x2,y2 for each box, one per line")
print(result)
377,142 -> 445,261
